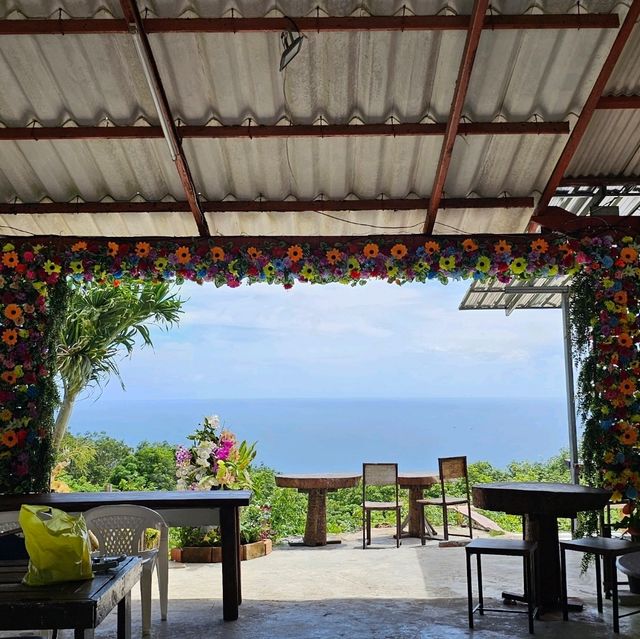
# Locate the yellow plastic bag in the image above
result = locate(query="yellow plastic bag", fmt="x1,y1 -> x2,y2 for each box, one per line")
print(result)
19,504 -> 93,585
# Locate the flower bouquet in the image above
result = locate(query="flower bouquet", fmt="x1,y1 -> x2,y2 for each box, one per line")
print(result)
176,415 -> 256,490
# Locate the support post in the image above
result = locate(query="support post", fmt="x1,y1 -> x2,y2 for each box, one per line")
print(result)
561,293 -> 580,486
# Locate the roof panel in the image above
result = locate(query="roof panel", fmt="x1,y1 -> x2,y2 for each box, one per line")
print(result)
0,139 -> 183,201
605,20 -> 640,93
445,133 -> 568,198
567,110 -> 640,177
185,136 -> 442,200
433,206 -> 531,235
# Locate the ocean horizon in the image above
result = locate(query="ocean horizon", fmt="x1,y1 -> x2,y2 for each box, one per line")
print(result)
68,396 -> 573,473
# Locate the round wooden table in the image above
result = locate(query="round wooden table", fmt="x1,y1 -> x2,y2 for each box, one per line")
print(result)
398,472 -> 439,538
275,473 -> 361,546
473,481 -> 611,611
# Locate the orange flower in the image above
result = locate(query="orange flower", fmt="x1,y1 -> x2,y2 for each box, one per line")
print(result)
621,247 -> 638,264
424,241 -> 440,255
211,246 -> 225,262
494,240 -> 512,255
559,243 -> 574,257
363,243 -> 379,259
175,246 -> 191,264
462,239 -> 478,253
287,245 -> 304,262
1,329 -> 17,346
620,427 -> 639,446
1,430 -> 18,449
3,304 -> 22,322
107,241 -> 119,257
618,333 -> 633,348
390,243 -> 408,259
619,379 -> 636,396
326,249 -> 342,265
71,241 -> 87,252
135,242 -> 151,258
247,246 -> 262,260
614,291 -> 628,306
530,238 -> 549,254
1,251 -> 19,268
1,371 -> 17,385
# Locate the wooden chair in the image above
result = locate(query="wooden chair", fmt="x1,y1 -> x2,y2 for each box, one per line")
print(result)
362,463 -> 401,549
417,456 -> 472,542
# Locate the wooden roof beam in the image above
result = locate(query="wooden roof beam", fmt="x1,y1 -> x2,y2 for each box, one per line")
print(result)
0,14 -> 619,36
0,121 -> 570,141
559,175 -> 640,187
530,1 -> 640,230
0,196 -> 533,215
424,0 -> 489,234
596,95 -> 640,109
120,0 -> 209,237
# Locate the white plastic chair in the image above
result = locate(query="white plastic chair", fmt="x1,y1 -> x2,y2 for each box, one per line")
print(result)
83,505 -> 169,635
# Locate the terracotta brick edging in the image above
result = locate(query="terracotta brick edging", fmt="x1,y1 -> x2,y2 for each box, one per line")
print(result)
171,539 -> 272,563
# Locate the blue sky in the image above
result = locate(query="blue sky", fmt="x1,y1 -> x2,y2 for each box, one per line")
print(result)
92,278 -> 567,401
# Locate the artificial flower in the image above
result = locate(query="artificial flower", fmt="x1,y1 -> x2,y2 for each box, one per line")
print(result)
424,241 -> 440,255
247,246 -> 262,260
620,379 -> 637,396
462,239 -> 478,252
211,247 -> 225,262
1,371 -> 17,385
3,304 -> 22,322
107,241 -> 120,257
1,252 -> 18,268
71,241 -> 87,252
326,249 -> 342,265
439,256 -> 456,271
363,243 -> 379,258
155,257 -> 168,270
287,245 -> 304,262
530,238 -> 549,254
0,409 -> 10,422
175,246 -> 191,264
620,427 -> 639,446
620,247 -> 638,264
1,329 -> 17,346
476,256 -> 491,273
0,430 -> 17,448
510,257 -> 527,274
300,264 -> 315,279
135,242 -> 151,258
69,260 -> 84,274
618,333 -> 633,348
494,240 -> 512,255
390,243 -> 408,259
614,291 -> 628,306
43,260 -> 61,274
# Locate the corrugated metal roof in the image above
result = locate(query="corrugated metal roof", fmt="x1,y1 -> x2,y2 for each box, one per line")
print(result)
0,1 -> 636,238
459,275 -> 572,312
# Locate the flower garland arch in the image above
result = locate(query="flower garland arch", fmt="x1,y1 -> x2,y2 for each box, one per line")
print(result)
0,233 -> 638,499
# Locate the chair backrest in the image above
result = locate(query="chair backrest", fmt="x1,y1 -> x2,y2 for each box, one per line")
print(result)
363,463 -> 398,487
439,456 -> 468,481
83,505 -> 167,558
0,511 -> 20,535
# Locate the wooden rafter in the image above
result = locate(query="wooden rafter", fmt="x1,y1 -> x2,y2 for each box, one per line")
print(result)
0,197 -> 533,215
0,121 -> 570,141
0,14 -> 619,36
119,0 -> 209,237
559,175 -> 640,187
423,0 -> 489,234
596,95 -> 640,109
530,0 -> 640,229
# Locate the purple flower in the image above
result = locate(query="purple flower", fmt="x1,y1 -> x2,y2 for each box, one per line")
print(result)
175,446 -> 192,464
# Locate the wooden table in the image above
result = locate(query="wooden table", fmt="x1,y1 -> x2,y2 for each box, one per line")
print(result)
0,490 -> 251,622
0,556 -> 142,638
275,473 -> 361,546
398,472 -> 439,538
473,481 -> 611,611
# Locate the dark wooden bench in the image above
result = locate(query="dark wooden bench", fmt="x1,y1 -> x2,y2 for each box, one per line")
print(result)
0,556 -> 142,639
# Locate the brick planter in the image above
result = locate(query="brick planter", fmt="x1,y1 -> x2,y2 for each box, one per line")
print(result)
171,539 -> 272,563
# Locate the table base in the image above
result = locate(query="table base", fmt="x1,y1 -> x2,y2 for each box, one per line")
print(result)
502,591 -> 584,614
288,539 -> 342,547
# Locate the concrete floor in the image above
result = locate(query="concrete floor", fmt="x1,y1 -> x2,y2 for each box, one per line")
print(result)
6,529 -> 640,638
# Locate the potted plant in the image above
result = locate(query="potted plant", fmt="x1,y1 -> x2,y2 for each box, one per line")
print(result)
172,415 -> 269,562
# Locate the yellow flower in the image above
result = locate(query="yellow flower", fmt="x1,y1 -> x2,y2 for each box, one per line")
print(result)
386,262 -> 398,278
0,409 -> 11,421
155,257 -> 168,270
439,256 -> 456,271
69,260 -> 84,274
43,260 -> 61,274
476,256 -> 491,273
510,257 -> 527,274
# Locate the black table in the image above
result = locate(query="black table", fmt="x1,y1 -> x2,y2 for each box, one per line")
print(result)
0,556 -> 142,639
0,490 -> 251,621
472,481 -> 611,611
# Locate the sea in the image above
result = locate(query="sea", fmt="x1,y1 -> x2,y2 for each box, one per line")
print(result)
68,397 -> 573,473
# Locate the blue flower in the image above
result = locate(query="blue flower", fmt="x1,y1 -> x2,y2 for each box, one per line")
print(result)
601,255 -> 614,268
